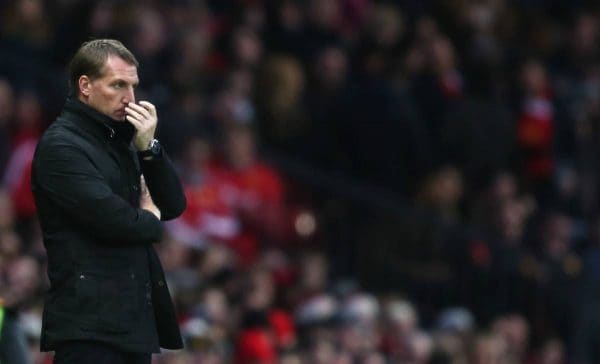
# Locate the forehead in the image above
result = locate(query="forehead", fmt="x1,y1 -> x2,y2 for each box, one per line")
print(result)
100,55 -> 138,81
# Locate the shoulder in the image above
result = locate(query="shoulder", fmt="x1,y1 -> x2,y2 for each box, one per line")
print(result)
37,120 -> 77,150
38,114 -> 99,150
34,118 -> 93,164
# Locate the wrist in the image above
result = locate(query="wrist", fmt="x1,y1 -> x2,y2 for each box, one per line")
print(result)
138,139 -> 162,160
136,138 -> 152,151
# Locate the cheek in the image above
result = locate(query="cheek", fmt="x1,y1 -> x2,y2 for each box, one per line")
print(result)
93,86 -> 112,101
104,89 -> 123,105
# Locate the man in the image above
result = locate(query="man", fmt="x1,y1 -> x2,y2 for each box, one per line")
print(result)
31,39 -> 186,363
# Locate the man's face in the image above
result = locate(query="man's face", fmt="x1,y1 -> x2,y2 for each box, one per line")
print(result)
79,55 -> 139,121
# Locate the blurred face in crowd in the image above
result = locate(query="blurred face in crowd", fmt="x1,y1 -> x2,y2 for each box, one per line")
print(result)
520,60 -> 547,95
300,252 -> 328,292
133,5 -> 167,56
78,55 -> 139,121
315,47 -> 348,89
0,79 -> 14,125
370,5 -> 403,47
244,267 -> 275,309
0,189 -> 15,229
492,315 -> 529,358
543,214 -> 572,260
496,199 -> 527,242
16,91 -> 42,128
279,0 -> 303,30
539,339 -> 565,364
226,127 -> 256,170
471,334 -> 508,364
202,288 -> 229,324
573,14 -> 598,54
232,29 -> 263,67
490,172 -> 517,202
429,37 -> 457,73
310,340 -> 337,364
8,256 -> 40,292
309,0 -> 339,29
0,230 -> 22,260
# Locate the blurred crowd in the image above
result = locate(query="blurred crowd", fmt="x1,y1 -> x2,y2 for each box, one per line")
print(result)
0,0 -> 599,363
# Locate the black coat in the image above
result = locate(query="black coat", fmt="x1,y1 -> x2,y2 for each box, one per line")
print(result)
31,98 -> 186,353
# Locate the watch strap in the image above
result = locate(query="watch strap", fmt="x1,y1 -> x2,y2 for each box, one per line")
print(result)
138,139 -> 162,159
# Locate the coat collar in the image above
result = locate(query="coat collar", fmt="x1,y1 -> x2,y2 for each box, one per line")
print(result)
62,97 -> 135,143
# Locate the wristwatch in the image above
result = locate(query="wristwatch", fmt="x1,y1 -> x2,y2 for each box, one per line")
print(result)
138,138 -> 162,159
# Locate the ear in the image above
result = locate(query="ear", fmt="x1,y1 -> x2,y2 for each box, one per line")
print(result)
79,75 -> 92,97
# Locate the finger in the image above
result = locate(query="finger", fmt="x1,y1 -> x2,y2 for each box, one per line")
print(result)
141,175 -> 148,190
140,176 -> 149,195
138,101 -> 156,117
127,103 -> 151,120
126,115 -> 143,129
125,107 -> 144,121
128,103 -> 151,118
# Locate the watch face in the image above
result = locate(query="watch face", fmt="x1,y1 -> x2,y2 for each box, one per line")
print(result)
150,140 -> 161,154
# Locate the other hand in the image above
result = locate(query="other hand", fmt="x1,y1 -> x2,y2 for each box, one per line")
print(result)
140,175 -> 161,220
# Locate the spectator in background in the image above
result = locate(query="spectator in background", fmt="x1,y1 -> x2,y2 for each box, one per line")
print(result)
517,60 -> 556,197
532,212 -> 580,343
470,332 -> 510,364
229,27 -> 263,71
209,124 -> 287,263
492,314 -> 530,363
1,0 -> 52,47
0,79 -> 14,175
458,196 -> 534,324
572,214 -> 600,363
234,266 -> 278,364
171,124 -> 288,265
411,24 -> 464,159
255,55 -> 310,158
0,189 -> 15,233
3,91 -> 43,225
534,338 -> 566,364
265,0 -> 307,58
0,252 -> 41,364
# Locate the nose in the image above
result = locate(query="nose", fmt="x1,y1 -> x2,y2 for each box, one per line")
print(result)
122,86 -> 136,104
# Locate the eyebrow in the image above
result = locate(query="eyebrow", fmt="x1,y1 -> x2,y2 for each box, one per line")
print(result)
112,79 -> 139,86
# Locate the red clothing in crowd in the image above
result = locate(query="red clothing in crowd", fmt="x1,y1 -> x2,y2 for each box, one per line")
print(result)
517,93 -> 555,182
234,327 -> 276,364
175,158 -> 286,265
3,138 -> 37,218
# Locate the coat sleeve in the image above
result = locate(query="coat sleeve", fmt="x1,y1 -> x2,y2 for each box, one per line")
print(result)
139,152 -> 187,221
33,141 -> 163,244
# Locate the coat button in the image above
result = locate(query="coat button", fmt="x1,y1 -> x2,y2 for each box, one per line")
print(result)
131,273 -> 135,279
79,274 -> 85,279
133,185 -> 138,191
157,280 -> 164,287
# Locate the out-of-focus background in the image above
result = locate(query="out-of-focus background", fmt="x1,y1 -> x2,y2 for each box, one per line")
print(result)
0,0 -> 599,363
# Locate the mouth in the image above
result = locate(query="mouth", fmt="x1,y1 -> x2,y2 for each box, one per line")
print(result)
115,109 -> 126,120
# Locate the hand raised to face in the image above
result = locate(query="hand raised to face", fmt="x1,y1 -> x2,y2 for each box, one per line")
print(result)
125,101 -> 157,151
